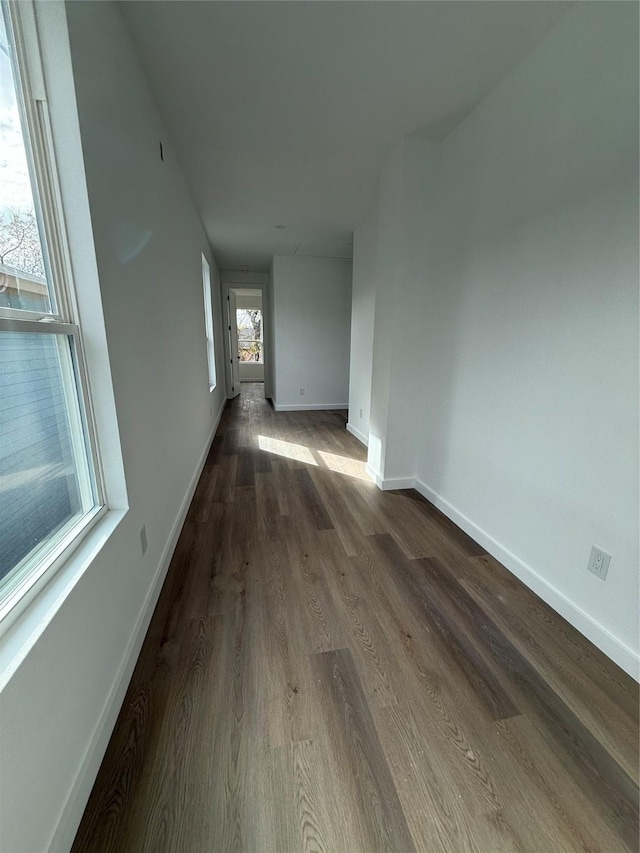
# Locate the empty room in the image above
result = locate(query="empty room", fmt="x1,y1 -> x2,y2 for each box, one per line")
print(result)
0,1 -> 638,851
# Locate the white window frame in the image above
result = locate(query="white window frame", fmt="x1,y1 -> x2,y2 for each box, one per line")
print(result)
202,254 -> 217,390
0,0 -> 106,627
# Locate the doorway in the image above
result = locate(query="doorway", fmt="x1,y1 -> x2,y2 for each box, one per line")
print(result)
224,285 -> 270,400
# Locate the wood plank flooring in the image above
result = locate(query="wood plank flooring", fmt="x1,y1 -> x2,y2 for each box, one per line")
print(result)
72,383 -> 639,853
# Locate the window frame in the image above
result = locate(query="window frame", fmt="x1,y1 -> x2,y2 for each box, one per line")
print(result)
202,254 -> 217,390
0,0 -> 106,627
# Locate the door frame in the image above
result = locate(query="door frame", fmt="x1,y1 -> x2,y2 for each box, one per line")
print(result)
221,281 -> 272,400
227,289 -> 240,398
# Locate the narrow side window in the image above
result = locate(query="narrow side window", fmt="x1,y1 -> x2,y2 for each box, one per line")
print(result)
202,255 -> 217,389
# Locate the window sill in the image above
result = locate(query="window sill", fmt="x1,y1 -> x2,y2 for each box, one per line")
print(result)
0,508 -> 127,690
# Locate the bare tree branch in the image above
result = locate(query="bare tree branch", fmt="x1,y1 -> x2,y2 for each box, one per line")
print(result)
0,209 -> 45,277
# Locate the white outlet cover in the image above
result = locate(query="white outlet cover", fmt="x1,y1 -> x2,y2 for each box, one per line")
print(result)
587,545 -> 611,580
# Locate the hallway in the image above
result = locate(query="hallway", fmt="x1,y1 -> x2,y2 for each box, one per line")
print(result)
73,385 -> 639,852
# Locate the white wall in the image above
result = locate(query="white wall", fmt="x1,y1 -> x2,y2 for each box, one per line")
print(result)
0,3 -> 228,851
360,136 -> 441,486
352,3 -> 639,676
420,2 -> 639,674
220,270 -> 270,286
240,362 -> 264,382
272,255 -> 352,410
377,137 -> 442,485
347,205 -> 378,445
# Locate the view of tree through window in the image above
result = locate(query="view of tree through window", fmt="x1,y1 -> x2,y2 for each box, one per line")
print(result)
0,9 -> 50,312
236,308 -> 263,362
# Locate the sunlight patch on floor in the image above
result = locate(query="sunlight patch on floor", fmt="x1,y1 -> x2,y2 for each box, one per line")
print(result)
257,435 -> 370,481
315,450 -> 369,481
257,435 -> 318,465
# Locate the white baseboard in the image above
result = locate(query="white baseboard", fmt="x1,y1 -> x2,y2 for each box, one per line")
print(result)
211,398 -> 227,439
346,422 -> 369,447
273,401 -> 348,412
414,477 -> 640,681
364,463 -> 382,487
364,463 -> 414,491
50,398 -> 227,852
338,459 -> 639,679
380,476 -> 416,490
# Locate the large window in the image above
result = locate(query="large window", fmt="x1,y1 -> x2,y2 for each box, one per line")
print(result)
202,255 -> 217,389
236,308 -> 263,363
0,2 -> 102,619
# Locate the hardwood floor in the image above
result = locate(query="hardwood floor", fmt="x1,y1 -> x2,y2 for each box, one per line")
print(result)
72,383 -> 639,853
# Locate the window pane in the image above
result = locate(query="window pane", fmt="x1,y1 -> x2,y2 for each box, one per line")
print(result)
236,308 -> 262,342
0,5 -> 52,313
0,331 -> 95,586
236,308 -> 262,361
238,341 -> 263,363
202,256 -> 216,388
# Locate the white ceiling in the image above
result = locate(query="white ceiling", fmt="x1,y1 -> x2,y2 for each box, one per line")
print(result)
121,1 -> 570,272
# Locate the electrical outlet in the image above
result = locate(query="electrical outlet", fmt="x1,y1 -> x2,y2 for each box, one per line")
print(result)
299,387 -> 305,396
140,524 -> 148,556
587,545 -> 611,580
359,408 -> 363,419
